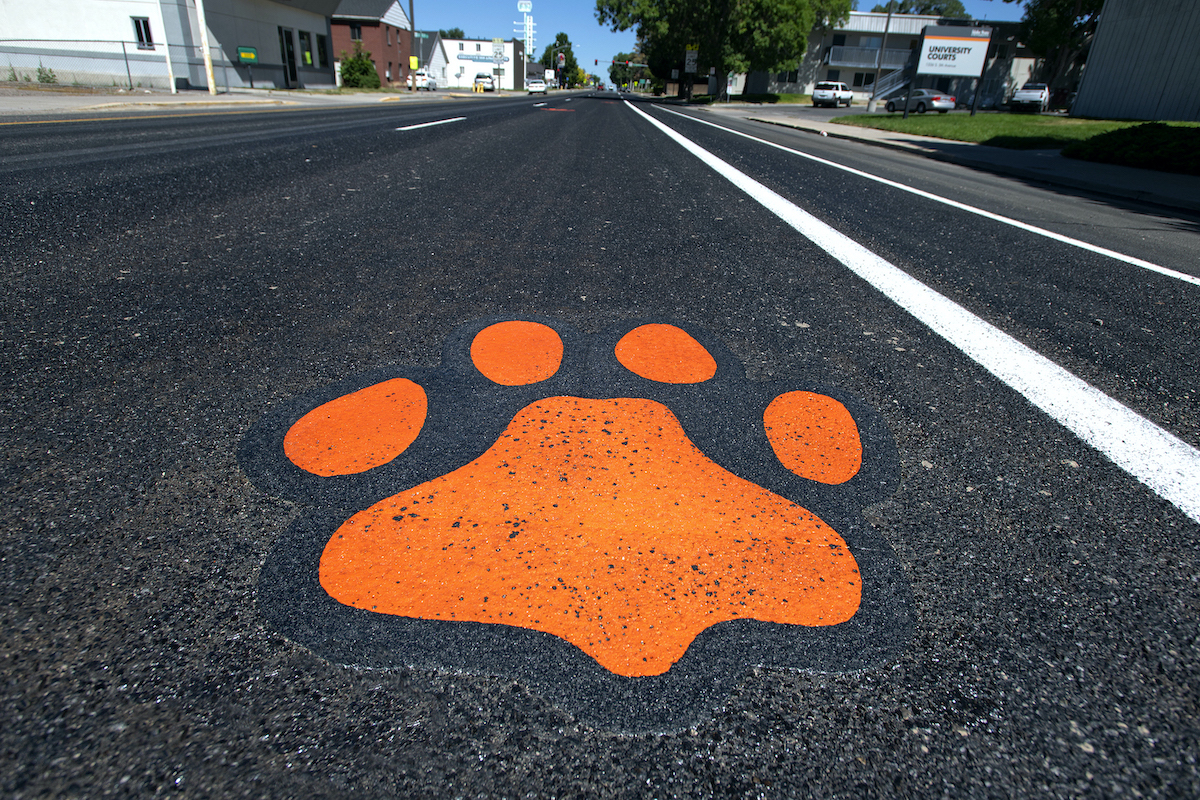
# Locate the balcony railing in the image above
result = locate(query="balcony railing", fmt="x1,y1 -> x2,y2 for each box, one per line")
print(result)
826,46 -> 909,69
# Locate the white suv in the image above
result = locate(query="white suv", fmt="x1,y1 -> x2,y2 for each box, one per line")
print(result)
474,72 -> 496,92
812,81 -> 853,108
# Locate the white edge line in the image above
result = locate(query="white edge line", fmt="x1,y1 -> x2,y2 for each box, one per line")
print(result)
396,117 -> 466,131
654,105 -> 1200,289
625,100 -> 1200,524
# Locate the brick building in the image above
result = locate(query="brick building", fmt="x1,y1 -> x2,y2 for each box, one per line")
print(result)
331,0 -> 412,87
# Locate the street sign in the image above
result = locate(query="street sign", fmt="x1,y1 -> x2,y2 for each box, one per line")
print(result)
517,0 -> 532,11
237,46 -> 257,64
409,56 -> 419,70
684,46 -> 698,74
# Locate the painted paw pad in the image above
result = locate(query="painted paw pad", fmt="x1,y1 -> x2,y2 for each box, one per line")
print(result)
241,318 -> 910,731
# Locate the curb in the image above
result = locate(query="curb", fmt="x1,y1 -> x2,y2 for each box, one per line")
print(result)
745,116 -> 1200,215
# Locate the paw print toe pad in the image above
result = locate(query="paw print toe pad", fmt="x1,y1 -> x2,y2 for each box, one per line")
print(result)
615,324 -> 717,384
284,378 -> 428,476
765,392 -> 863,485
472,321 -> 564,386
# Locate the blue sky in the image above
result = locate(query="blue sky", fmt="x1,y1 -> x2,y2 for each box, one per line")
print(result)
413,0 -> 1025,76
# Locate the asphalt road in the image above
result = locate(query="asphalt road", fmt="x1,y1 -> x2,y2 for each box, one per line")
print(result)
2,91 -> 1198,797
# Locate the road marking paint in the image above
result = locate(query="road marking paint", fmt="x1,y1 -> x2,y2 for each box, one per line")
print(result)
628,100 -> 1200,524
533,102 -> 548,107
654,106 -> 1200,289
396,116 -> 466,131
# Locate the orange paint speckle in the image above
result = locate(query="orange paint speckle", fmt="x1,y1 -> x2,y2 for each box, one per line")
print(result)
284,378 -> 427,476
764,392 -> 862,484
471,321 -> 563,385
319,397 -> 860,676
614,324 -> 717,384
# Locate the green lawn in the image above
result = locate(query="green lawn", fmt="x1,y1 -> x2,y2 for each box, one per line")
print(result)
830,113 -> 1154,149
830,113 -> 1200,175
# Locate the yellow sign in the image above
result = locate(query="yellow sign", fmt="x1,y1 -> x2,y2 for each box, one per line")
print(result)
409,56 -> 419,70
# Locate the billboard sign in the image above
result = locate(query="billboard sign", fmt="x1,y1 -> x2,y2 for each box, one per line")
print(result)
916,27 -> 990,77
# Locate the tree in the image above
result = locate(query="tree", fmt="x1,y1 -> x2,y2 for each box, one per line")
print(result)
438,28 -> 465,39
608,52 -> 652,87
596,0 -> 852,98
1007,0 -> 1102,89
539,32 -> 580,87
339,41 -> 381,89
869,0 -> 968,17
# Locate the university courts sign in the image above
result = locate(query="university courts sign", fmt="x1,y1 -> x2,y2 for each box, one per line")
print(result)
916,26 -> 991,77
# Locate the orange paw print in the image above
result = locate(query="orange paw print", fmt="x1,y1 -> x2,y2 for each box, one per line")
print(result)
241,318 -> 909,730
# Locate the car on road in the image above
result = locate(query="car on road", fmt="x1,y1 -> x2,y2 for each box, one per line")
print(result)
474,72 -> 495,92
526,78 -> 547,94
884,88 -> 955,114
1009,82 -> 1050,113
411,68 -> 436,91
812,81 -> 853,108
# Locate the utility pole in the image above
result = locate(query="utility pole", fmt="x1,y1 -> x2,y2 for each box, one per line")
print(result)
194,0 -> 217,95
409,0 -> 415,91
866,7 -> 892,113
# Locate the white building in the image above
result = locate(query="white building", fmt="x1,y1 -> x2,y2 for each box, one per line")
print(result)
434,37 -> 525,91
736,11 -> 1035,107
1071,0 -> 1200,121
0,0 -> 340,91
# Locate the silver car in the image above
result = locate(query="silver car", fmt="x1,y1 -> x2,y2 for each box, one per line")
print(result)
885,88 -> 955,114
526,78 -> 547,94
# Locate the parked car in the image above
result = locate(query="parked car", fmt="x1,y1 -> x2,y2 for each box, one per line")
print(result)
812,81 -> 853,108
526,78 -> 547,94
1009,82 -> 1050,113
411,68 -> 436,91
474,72 -> 495,92
884,88 -> 955,114
956,92 -> 996,110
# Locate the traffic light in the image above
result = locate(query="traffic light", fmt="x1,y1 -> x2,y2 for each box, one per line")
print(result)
595,59 -> 598,65
626,61 -> 631,66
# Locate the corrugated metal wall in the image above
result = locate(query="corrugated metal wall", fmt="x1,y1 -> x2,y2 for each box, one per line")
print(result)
1072,0 -> 1200,121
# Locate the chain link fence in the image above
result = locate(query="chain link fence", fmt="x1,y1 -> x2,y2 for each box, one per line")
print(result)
0,40 -> 239,92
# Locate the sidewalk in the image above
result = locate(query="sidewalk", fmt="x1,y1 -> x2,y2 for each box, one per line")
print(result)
0,84 -> 476,117
707,106 -> 1200,215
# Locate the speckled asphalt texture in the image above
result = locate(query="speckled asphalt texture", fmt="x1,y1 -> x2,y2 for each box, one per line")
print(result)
2,93 -> 1198,797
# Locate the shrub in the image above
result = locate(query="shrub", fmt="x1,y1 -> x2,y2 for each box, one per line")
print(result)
36,62 -> 57,84
1062,122 -> 1200,176
339,42 -> 380,89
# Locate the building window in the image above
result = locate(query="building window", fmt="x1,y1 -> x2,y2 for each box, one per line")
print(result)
350,23 -> 362,41
853,72 -> 874,87
826,69 -> 840,81
316,34 -> 329,67
299,31 -> 313,66
859,36 -> 882,49
132,17 -> 153,49
476,43 -> 481,51
387,27 -> 393,45
387,62 -> 392,81
832,34 -> 846,46
458,43 -> 464,50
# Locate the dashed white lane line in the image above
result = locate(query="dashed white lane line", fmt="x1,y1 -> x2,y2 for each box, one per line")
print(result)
654,105 -> 1200,289
396,117 -> 466,131
626,100 -> 1200,524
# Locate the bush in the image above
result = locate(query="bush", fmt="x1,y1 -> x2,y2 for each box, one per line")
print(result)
36,62 -> 57,84
1062,122 -> 1200,176
339,42 -> 380,89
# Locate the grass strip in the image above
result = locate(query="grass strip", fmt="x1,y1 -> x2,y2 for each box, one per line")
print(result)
1061,123 -> 1200,176
831,113 -> 1146,149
